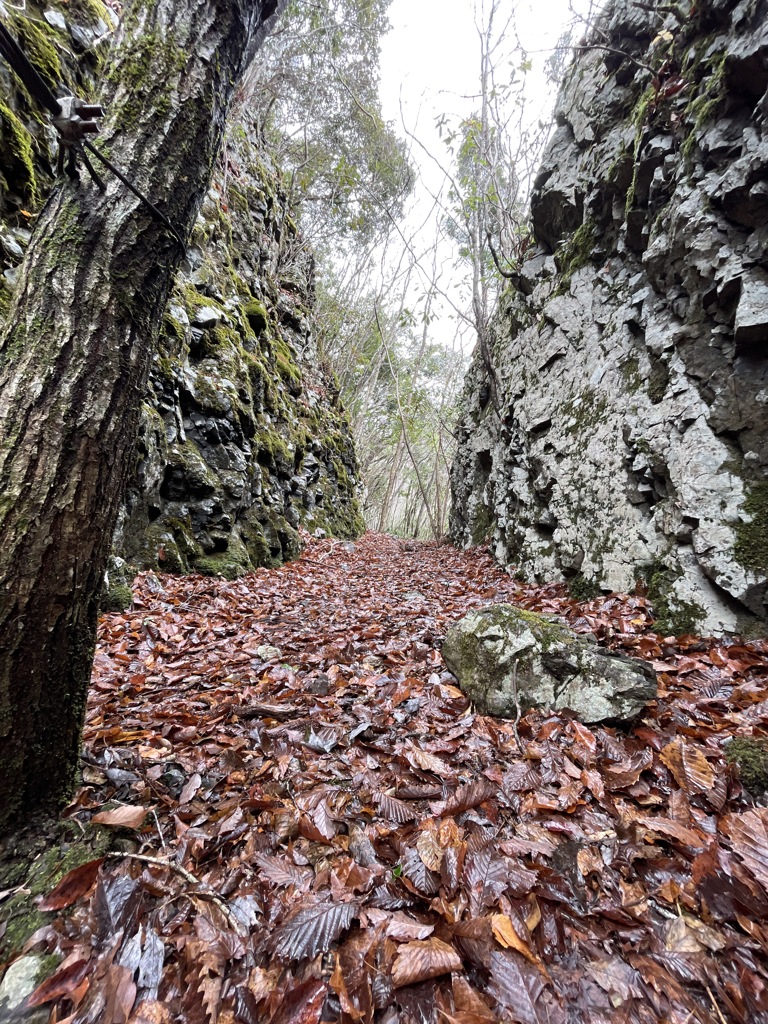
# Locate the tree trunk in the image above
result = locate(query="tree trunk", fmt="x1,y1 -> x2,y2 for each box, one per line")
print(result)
0,0 -> 283,831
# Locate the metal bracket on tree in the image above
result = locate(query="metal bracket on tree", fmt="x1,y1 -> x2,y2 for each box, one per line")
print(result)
0,18 -> 183,245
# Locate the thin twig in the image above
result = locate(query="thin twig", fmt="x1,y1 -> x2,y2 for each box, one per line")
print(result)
151,809 -> 166,850
511,661 -> 522,752
110,852 -> 245,933
704,985 -> 728,1024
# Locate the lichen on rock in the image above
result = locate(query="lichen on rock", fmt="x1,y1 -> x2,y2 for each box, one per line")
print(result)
442,603 -> 657,723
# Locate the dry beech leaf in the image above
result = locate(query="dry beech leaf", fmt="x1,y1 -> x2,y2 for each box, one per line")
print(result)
417,829 -> 444,872
128,1001 -> 173,1024
490,914 -> 548,979
273,901 -> 358,960
386,912 -> 435,941
39,858 -> 103,911
723,809 -> 768,889
92,804 -> 149,828
406,748 -> 454,777
391,937 -> 462,988
660,738 -> 715,796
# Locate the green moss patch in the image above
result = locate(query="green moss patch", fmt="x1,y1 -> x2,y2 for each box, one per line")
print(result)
726,737 -> 768,795
15,17 -> 62,92
568,573 -> 601,602
735,483 -> 768,573
638,562 -> 705,636
0,822 -> 114,961
0,102 -> 38,203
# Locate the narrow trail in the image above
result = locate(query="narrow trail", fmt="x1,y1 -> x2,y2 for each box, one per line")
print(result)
15,534 -> 768,1022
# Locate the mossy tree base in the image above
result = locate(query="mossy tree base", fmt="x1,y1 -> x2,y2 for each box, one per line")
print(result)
0,0 -> 281,832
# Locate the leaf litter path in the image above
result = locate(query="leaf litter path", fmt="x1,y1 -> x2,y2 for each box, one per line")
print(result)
23,533 -> 768,1023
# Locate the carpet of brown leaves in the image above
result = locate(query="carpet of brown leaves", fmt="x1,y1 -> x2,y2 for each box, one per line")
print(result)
19,533 -> 768,1023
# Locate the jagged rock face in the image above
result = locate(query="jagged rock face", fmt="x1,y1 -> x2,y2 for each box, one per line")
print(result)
115,125 -> 365,578
451,0 -> 768,635
0,2 -> 363,581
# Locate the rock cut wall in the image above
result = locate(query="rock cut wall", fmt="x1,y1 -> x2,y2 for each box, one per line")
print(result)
115,123 -> 365,579
0,0 -> 364,587
451,0 -> 768,635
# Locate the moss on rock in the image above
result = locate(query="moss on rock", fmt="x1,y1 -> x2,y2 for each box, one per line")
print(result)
726,737 -> 768,795
568,573 -> 601,602
735,483 -> 768,573
0,102 -> 38,203
15,17 -> 62,92
639,561 -> 706,636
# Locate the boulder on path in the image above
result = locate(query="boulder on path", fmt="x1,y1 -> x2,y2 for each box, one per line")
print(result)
442,604 -> 656,724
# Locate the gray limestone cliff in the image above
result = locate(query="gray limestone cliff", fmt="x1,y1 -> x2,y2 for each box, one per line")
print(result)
451,0 -> 768,635
0,1 -> 363,586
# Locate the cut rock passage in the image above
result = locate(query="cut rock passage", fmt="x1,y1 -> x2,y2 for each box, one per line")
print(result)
21,534 -> 768,1021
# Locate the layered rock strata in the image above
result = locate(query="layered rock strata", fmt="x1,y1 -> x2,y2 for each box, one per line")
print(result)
0,1 -> 363,584
451,0 -> 768,635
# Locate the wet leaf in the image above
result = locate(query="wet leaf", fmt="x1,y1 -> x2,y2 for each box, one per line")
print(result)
39,858 -> 103,911
376,792 -> 418,823
391,937 -> 462,987
723,809 -> 768,889
273,901 -> 358,960
488,951 -> 565,1024
27,959 -> 91,1007
660,738 -> 715,796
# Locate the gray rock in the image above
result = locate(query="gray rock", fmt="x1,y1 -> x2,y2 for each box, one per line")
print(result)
450,0 -> 768,635
191,305 -> 224,328
43,9 -> 67,30
734,269 -> 768,348
0,955 -> 52,1023
256,644 -> 282,661
442,605 -> 657,724
2,235 -> 24,261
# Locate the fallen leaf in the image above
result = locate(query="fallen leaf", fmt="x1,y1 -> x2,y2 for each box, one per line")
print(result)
391,937 -> 462,987
92,805 -> 149,828
39,858 -> 103,911
273,901 -> 358,960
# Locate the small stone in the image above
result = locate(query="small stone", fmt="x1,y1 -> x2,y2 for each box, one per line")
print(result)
442,604 -> 657,724
256,644 -> 282,661
191,305 -> 223,328
0,955 -> 51,1023
43,9 -> 67,30
2,235 -> 24,261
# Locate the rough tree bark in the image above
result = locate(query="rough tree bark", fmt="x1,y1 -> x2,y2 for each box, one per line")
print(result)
0,0 -> 283,831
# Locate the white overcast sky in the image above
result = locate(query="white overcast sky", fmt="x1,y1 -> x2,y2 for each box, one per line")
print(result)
372,0 -> 600,354
379,0 -> 581,132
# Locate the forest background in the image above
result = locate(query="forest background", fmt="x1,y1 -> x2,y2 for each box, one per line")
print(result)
250,0 -> 592,538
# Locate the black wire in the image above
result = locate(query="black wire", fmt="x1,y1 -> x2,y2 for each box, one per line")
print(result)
0,20 -> 61,116
81,140 -> 185,248
0,17 -> 184,248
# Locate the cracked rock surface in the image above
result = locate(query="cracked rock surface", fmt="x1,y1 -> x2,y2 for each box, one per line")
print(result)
451,0 -> 768,635
442,604 -> 657,723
